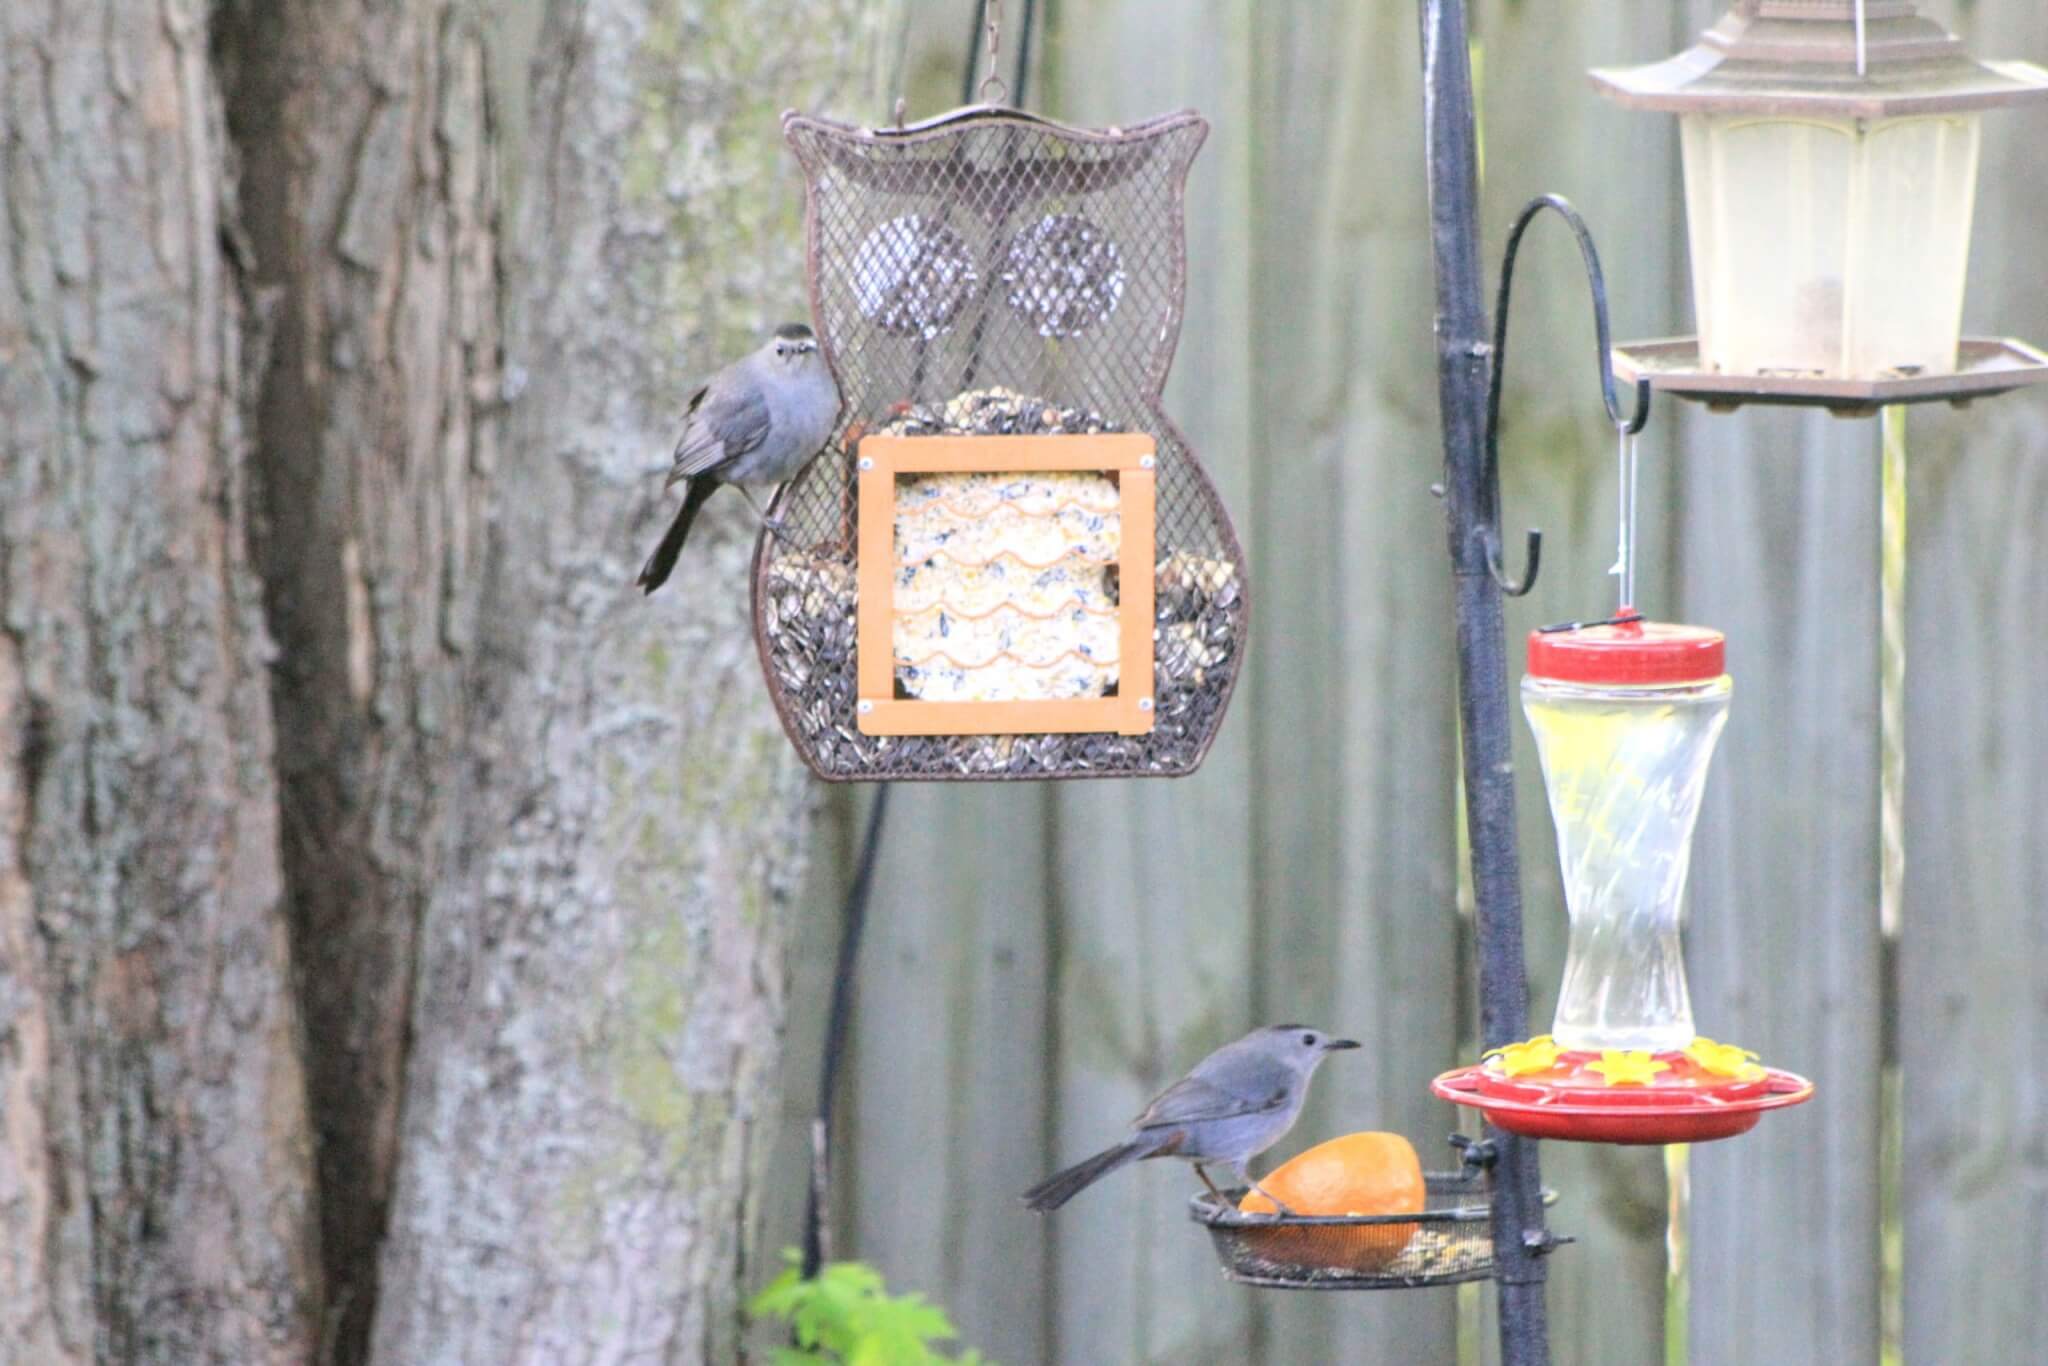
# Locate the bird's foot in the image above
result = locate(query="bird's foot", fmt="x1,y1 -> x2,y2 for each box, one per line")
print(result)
1243,1179 -> 1300,1220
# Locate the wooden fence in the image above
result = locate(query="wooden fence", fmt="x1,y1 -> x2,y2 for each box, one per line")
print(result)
763,3 -> 2048,1362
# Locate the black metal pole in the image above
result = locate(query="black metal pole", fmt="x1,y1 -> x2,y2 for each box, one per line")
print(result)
1416,3 -> 1554,1364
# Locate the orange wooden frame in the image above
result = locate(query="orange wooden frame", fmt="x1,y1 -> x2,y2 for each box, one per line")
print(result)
856,433 -> 1156,737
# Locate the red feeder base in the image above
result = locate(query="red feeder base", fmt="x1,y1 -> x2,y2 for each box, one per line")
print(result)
1431,1048 -> 1814,1145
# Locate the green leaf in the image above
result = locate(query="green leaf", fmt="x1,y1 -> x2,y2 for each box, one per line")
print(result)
744,1249 -> 994,1366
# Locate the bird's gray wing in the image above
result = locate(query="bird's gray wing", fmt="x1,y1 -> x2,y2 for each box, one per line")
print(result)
669,376 -> 770,484
1132,1072 -> 1291,1131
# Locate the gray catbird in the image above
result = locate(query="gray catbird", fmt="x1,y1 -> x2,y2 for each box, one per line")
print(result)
636,322 -> 840,593
1021,1024 -> 1360,1215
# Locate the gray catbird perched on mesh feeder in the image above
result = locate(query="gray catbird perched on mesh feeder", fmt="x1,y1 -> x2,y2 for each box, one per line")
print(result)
1021,1024 -> 1360,1215
637,322 -> 840,593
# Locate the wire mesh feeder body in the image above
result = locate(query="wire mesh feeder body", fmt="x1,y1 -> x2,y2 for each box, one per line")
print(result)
1190,1173 -> 1554,1291
758,106 -> 1248,781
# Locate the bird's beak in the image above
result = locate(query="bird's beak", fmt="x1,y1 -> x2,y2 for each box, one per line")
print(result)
1324,1038 -> 1362,1051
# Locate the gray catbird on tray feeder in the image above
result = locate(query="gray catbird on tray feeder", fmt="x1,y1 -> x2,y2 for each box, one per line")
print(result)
1021,1024 -> 1360,1215
637,323 -> 840,593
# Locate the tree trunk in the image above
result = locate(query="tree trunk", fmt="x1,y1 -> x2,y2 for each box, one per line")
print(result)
4,0 -> 886,1356
365,2 -> 886,1360
214,2 -> 502,1359
0,1 -> 322,1360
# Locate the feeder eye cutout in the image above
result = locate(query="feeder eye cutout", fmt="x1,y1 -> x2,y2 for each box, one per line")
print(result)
761,106 -> 1247,781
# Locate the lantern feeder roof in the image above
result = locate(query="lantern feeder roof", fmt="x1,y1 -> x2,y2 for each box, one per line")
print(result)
1590,1 -> 2048,120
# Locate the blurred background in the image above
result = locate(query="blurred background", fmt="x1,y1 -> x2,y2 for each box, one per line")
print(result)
4,1 -> 2044,1363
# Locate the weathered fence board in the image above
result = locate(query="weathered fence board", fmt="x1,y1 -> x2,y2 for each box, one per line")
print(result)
1678,404 -> 1886,1365
1900,5 -> 2048,1351
843,784 -> 1056,1366
1901,394 -> 2048,1366
1232,1 -> 1461,1360
1045,5 -> 1263,1361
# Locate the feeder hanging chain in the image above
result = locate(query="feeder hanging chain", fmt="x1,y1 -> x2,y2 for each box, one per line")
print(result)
1477,194 -> 1653,599
980,0 -> 1009,105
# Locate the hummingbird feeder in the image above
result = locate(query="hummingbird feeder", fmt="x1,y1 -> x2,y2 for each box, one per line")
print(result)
1596,0 -> 2048,414
757,105 -> 1246,781
1434,309 -> 1811,1143
1434,613 -> 1815,1144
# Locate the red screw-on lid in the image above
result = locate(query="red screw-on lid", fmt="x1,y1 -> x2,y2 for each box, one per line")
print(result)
1526,612 -> 1726,686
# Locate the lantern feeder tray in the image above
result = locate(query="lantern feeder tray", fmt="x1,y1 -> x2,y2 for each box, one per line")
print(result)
1189,1168 -> 1562,1292
1611,336 -> 2048,416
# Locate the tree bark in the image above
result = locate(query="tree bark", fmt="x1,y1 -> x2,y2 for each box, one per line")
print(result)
214,2 -> 502,1359
0,1 -> 322,1360
5,0 -> 886,1356
366,2 -> 885,1360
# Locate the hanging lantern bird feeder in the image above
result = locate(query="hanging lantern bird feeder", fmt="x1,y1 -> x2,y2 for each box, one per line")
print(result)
1594,0 -> 2048,414
1434,614 -> 1814,1144
758,104 -> 1246,780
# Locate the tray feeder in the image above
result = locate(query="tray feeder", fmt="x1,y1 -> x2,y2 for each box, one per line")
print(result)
1433,614 -> 1814,1144
760,106 -> 1247,781
1592,0 -> 2048,411
1190,1165 -> 1560,1291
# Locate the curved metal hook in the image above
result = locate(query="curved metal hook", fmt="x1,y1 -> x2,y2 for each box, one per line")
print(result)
1482,525 -> 1544,598
1476,193 -> 1652,598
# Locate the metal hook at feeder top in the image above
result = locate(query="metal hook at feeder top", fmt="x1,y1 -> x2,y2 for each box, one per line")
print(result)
1476,194 -> 1654,600
969,0 -> 1012,106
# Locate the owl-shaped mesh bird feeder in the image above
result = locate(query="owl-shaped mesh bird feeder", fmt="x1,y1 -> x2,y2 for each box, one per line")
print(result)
1434,612 -> 1814,1144
757,106 -> 1245,780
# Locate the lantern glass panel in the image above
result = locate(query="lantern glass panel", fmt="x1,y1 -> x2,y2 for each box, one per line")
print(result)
1681,111 -> 1981,378
1522,675 -> 1731,1054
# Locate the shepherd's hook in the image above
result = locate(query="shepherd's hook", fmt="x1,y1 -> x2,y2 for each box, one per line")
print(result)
1477,194 -> 1652,598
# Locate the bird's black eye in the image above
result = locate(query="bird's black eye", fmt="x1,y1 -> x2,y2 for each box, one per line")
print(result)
1301,1033 -> 1316,1048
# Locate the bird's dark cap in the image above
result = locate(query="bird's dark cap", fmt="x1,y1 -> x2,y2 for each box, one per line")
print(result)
774,322 -> 817,341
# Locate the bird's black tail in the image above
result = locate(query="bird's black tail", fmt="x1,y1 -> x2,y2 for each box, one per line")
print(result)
637,479 -> 720,594
1020,1139 -> 1152,1212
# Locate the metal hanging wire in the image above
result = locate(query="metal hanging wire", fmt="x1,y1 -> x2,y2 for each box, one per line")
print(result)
1612,426 -> 1639,611
962,0 -> 1038,107
801,784 -> 892,1278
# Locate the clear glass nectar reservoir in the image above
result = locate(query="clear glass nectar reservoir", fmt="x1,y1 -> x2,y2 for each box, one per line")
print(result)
1680,111 -> 1981,377
1522,628 -> 1731,1053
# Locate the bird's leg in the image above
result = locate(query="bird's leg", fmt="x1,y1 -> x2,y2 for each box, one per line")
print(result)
1193,1164 -> 1223,1201
1238,1164 -> 1300,1220
732,483 -> 793,543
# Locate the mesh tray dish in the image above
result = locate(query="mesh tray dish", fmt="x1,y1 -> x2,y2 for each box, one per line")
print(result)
757,106 -> 1248,781
1191,1173 -> 1544,1291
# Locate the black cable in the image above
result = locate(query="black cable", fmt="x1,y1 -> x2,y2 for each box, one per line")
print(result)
799,784 -> 891,1279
